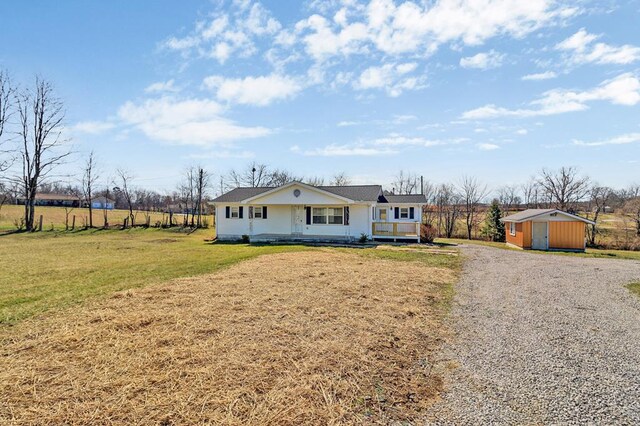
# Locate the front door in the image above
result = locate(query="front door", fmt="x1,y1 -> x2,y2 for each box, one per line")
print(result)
291,205 -> 304,234
532,222 -> 548,250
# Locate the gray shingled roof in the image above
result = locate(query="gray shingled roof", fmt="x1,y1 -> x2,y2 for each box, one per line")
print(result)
318,185 -> 382,202
383,194 -> 428,203
212,184 -> 435,204
212,184 -> 383,203
501,209 -> 595,224
212,187 -> 272,202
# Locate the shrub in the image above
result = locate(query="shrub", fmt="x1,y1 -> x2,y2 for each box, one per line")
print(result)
359,233 -> 370,243
241,234 -> 250,243
420,224 -> 437,243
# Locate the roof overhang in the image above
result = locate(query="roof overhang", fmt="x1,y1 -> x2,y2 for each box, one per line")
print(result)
500,209 -> 595,225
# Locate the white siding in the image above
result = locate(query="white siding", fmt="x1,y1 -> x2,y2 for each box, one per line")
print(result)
250,205 -> 291,235
215,203 -> 250,240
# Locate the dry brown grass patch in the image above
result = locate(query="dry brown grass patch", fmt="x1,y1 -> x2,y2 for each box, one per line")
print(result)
0,251 -> 455,425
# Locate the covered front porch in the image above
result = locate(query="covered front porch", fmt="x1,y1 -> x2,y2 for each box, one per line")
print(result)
372,222 -> 421,242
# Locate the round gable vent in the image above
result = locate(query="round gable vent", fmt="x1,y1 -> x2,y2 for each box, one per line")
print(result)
293,189 -> 301,197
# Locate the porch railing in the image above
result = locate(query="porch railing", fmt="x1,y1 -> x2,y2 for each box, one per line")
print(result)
372,222 -> 420,237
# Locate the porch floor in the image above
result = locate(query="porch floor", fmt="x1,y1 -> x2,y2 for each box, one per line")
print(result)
250,233 -> 353,243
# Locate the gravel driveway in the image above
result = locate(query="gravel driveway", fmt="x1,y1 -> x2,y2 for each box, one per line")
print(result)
427,245 -> 640,425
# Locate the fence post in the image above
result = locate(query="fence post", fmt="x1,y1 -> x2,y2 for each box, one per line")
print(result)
38,215 -> 43,231
72,215 -> 76,230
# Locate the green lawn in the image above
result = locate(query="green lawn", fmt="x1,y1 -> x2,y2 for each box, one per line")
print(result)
0,229 -> 463,325
436,237 -> 640,260
627,282 -> 640,298
0,228 -> 308,324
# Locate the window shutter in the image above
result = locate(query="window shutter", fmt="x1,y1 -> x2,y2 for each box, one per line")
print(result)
263,206 -> 267,219
239,206 -> 244,219
306,206 -> 311,225
409,207 -> 415,219
225,206 -> 230,219
394,207 -> 399,219
248,206 -> 253,219
344,206 -> 349,226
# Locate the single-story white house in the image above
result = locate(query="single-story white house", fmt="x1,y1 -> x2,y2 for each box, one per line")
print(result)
89,196 -> 115,210
211,181 -> 426,243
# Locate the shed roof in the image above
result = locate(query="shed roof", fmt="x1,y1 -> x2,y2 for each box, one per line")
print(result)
501,209 -> 595,225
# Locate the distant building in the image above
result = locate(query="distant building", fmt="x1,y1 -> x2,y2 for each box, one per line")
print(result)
16,193 -> 81,207
90,196 -> 115,210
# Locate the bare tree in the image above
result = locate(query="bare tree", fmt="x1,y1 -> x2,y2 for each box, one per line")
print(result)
178,167 -> 196,226
305,176 -> 325,186
435,183 -> 461,238
537,167 -> 590,211
585,185 -> 612,246
115,169 -> 134,227
81,151 -> 99,228
16,77 -> 71,231
229,162 -> 271,188
496,184 -> 521,213
459,176 -> 488,240
194,167 -> 211,228
521,178 -> 541,209
392,170 -> 419,194
0,70 -> 15,176
331,172 -> 351,186
623,197 -> 640,236
270,168 -> 300,186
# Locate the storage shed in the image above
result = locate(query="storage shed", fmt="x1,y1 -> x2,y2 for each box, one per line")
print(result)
500,209 -> 595,252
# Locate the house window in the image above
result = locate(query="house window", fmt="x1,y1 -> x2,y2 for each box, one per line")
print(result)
378,208 -> 387,221
254,206 -> 263,219
231,206 -> 239,219
328,207 -> 343,225
510,222 -> 516,236
312,207 -> 344,225
312,207 -> 327,224
400,207 -> 409,219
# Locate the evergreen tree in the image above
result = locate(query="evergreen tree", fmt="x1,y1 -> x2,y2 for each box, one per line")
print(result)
483,199 -> 506,242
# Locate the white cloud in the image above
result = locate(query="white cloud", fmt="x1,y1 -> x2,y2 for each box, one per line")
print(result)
144,79 -> 179,93
460,50 -> 505,70
162,2 -> 281,64
521,71 -> 557,81
556,28 -> 598,52
295,0 -> 577,60
117,97 -> 270,146
70,121 -> 116,135
203,74 -> 303,106
392,114 -> 417,124
556,28 -> 640,65
478,143 -> 500,150
516,129 -> 528,135
355,62 -> 425,96
573,133 -> 640,147
337,120 -> 361,127
302,143 -> 397,156
462,73 -> 640,119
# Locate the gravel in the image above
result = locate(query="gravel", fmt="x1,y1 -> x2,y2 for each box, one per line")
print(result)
426,245 -> 640,425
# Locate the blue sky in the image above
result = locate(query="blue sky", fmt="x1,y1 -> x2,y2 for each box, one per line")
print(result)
1,0 -> 639,194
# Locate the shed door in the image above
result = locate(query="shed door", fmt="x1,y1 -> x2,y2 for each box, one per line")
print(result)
532,222 -> 548,250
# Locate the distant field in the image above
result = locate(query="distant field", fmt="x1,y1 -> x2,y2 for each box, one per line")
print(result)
0,204 -> 213,230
